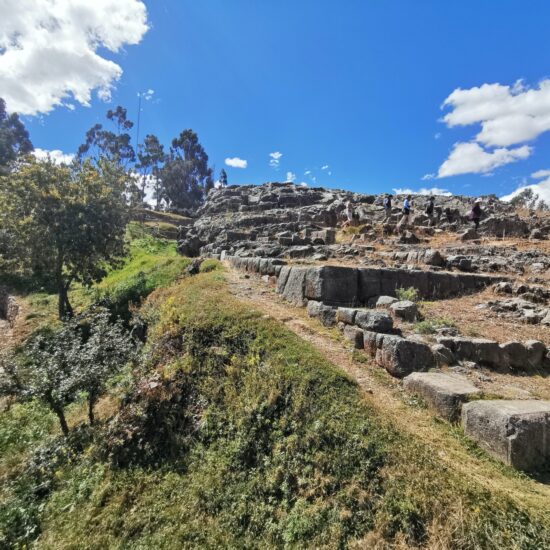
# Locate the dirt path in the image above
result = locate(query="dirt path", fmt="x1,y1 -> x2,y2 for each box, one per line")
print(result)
225,266 -> 550,510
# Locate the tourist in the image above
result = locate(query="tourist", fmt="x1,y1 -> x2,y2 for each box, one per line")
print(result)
397,195 -> 412,229
470,199 -> 482,230
383,194 -> 392,222
342,200 -> 354,228
425,195 -> 435,226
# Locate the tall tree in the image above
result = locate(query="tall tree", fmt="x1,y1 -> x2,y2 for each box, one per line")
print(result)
78,106 -> 135,167
219,168 -> 228,187
0,158 -> 130,319
159,129 -> 214,212
136,134 -> 166,208
0,97 -> 33,173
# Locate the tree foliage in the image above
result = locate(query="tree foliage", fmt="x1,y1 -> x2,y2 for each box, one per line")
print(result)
77,106 -> 135,167
136,134 -> 166,208
159,129 -> 214,212
0,97 -> 33,173
0,159 -> 130,318
0,310 -> 136,436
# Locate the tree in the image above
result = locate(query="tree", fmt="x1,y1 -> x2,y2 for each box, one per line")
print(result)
0,97 -> 33,173
219,168 -> 228,188
0,337 -> 75,436
0,310 -> 137,435
159,129 -> 214,211
136,134 -> 166,208
0,158 -> 130,319
66,310 -> 137,425
78,106 -> 135,167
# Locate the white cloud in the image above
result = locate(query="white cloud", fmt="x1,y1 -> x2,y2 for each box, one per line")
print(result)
422,173 -> 435,180
501,169 -> 550,206
437,142 -> 531,178
285,171 -> 296,182
321,165 -> 329,170
442,79 -> 550,147
434,132 -> 441,140
269,151 -> 282,169
304,170 -> 311,175
141,89 -> 154,101
298,182 -> 308,187
33,148 -> 75,165
392,187 -> 453,196
225,157 -> 247,169
0,0 -> 149,115
531,169 -> 550,179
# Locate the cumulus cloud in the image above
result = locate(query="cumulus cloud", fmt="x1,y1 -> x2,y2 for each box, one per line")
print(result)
33,148 -> 75,164
269,151 -> 282,169
437,142 -> 531,178
225,157 -> 247,169
285,171 -> 296,182
442,79 -> 550,147
0,0 -> 149,115
435,79 -> 550,178
501,169 -> 550,206
304,170 -> 311,175
321,165 -> 329,170
392,187 -> 453,196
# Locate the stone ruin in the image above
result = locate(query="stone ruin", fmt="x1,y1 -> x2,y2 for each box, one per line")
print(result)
177,182 -> 550,264
176,183 -> 550,472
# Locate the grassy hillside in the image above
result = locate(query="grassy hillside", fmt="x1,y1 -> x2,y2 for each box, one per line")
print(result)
1,263 -> 547,548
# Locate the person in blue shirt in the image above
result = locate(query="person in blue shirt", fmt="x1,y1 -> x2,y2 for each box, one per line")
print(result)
397,195 -> 412,229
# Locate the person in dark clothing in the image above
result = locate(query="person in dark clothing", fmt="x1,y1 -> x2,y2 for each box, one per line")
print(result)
470,199 -> 482,230
425,196 -> 435,226
383,194 -> 392,222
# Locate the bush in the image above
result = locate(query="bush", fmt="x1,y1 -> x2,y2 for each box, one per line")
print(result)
395,286 -> 419,302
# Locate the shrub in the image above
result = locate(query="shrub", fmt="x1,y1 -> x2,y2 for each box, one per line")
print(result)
395,286 -> 419,302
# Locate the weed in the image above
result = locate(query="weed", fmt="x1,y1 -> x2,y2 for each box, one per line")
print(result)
395,287 -> 419,302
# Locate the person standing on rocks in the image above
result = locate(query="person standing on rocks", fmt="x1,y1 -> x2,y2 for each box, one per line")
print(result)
383,194 -> 393,222
342,200 -> 354,228
397,195 -> 412,229
425,195 -> 435,226
470,199 -> 482,231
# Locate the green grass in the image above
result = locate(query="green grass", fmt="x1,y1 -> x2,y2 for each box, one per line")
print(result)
415,317 -> 457,334
21,271 -> 550,549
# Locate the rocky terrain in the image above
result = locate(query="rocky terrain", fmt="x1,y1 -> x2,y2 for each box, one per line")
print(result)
178,182 -> 550,472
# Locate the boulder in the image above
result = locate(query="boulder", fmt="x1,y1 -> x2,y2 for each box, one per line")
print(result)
424,249 -> 445,267
304,266 -> 359,306
355,310 -> 393,333
336,307 -> 357,325
459,228 -> 478,241
375,295 -> 398,308
437,337 -> 504,367
280,267 -> 308,306
364,332 -> 435,377
432,343 -> 455,366
404,372 -> 481,421
343,325 -> 364,349
462,400 -> 550,472
390,300 -> 418,322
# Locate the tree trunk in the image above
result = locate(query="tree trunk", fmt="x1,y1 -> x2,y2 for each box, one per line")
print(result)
54,406 -> 69,437
58,280 -> 74,320
88,395 -> 96,426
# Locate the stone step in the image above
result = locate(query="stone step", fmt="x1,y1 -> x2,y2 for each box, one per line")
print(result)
403,372 -> 481,421
461,400 -> 550,472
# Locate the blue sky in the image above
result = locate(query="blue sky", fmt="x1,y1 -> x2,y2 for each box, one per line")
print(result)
5,0 -> 550,198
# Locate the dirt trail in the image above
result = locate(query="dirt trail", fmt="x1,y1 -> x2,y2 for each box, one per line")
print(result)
225,265 -> 550,509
